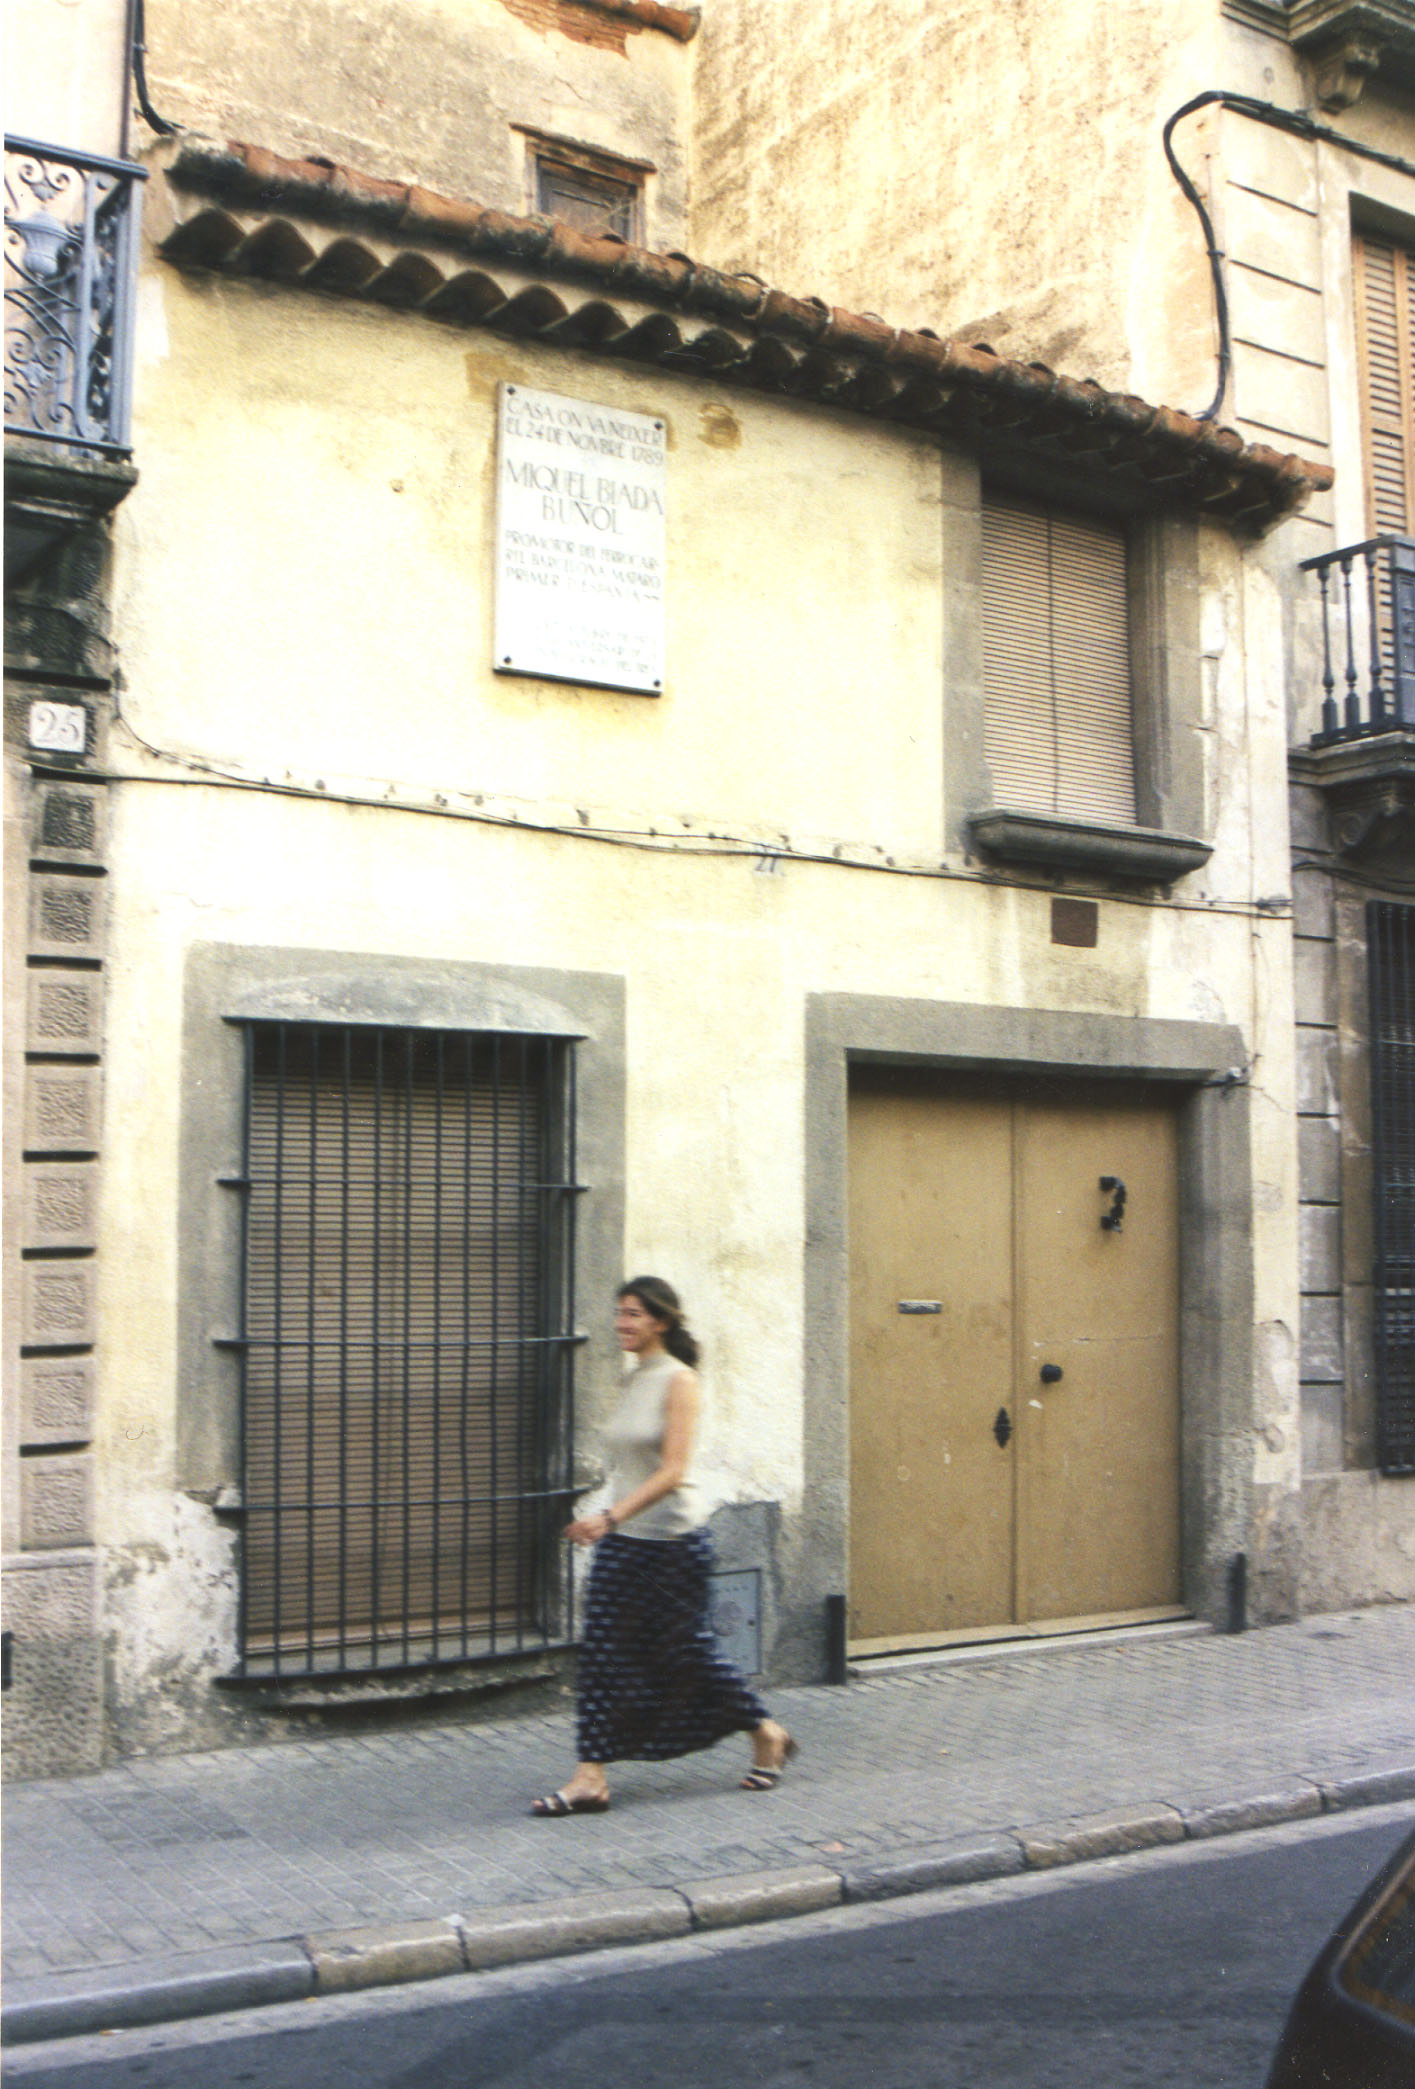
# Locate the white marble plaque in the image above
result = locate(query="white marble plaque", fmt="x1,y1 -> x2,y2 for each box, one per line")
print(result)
494,384 -> 667,695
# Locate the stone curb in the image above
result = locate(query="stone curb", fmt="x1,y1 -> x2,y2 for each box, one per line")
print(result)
1015,1802 -> 1186,1870
1180,1783 -> 1323,1840
679,1864 -> 842,1929
6,1767 -> 1415,2048
839,1831 -> 1023,1902
1320,1767 -> 1415,1813
0,1941 -> 313,2046
307,1917 -> 465,1994
457,1888 -> 690,1972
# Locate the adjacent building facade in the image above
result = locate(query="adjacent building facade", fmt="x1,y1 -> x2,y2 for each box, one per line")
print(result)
5,0 -> 1411,1776
693,0 -> 1415,1617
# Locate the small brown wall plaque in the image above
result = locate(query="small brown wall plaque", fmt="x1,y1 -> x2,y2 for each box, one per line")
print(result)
1051,897 -> 1099,948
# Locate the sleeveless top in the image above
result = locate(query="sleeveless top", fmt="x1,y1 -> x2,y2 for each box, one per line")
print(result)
602,1348 -> 702,1540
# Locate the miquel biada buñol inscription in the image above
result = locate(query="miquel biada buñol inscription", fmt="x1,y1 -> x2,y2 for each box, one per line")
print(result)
494,384 -> 667,695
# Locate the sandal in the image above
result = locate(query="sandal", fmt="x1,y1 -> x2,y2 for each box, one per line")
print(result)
530,1789 -> 611,1817
740,1734 -> 798,1791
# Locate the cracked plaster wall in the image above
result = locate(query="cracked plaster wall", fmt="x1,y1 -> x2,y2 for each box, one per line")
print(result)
142,0 -> 690,249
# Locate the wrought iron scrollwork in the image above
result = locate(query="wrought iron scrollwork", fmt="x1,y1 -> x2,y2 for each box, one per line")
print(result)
4,136 -> 145,453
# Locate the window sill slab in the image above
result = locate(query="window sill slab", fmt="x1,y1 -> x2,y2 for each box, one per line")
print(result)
969,810 -> 1213,883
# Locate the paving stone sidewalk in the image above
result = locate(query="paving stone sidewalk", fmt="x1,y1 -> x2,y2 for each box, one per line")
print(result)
5,1608 -> 1415,2043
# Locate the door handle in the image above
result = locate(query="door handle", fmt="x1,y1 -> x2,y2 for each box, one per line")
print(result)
1040,1363 -> 1063,1385
1100,1176 -> 1127,1230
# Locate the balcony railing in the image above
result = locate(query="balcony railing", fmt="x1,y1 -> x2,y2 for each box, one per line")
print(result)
1302,535 -> 1415,745
4,136 -> 146,455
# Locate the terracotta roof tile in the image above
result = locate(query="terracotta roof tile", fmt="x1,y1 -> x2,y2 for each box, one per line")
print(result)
155,135 -> 1335,532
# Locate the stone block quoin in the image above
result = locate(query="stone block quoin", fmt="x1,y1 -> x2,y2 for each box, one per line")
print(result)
6,458 -> 127,1775
18,774 -> 109,1517
20,1355 -> 96,1445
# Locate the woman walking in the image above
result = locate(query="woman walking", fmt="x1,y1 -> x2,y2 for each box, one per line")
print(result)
531,1276 -> 795,1816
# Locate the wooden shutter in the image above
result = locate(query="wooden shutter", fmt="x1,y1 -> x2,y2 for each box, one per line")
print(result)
982,497 -> 1137,825
535,156 -> 639,240
1354,231 -> 1415,537
240,1026 -> 572,1673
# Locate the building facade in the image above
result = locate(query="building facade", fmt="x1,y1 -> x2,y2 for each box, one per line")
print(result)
4,0 -> 1408,1776
691,0 -> 1415,1626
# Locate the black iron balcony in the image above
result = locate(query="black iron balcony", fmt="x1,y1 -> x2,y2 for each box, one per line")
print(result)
1302,534 -> 1415,745
5,135 -> 146,455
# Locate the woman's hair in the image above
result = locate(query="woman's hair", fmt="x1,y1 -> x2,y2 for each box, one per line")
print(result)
617,1275 -> 700,1366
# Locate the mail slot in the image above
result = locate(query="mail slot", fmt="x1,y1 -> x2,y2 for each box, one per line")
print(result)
898,1300 -> 943,1314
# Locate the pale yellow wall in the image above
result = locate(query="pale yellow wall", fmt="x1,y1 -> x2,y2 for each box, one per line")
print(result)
689,0 -> 1223,409
119,271 -> 949,864
88,241 -> 1310,1741
91,788 -> 1293,1592
142,0 -> 691,247
89,775 -> 1298,1742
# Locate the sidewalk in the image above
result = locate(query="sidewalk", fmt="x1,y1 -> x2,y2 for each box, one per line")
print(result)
5,1606 -> 1415,2045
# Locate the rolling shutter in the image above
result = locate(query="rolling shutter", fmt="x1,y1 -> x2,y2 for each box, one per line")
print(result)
237,1024 -> 578,1675
982,498 -> 1137,824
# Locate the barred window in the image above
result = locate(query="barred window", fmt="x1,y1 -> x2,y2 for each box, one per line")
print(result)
229,1023 -> 581,1677
1371,903 -> 1415,1476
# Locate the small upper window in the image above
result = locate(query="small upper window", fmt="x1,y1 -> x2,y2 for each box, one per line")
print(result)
528,136 -> 645,242
981,496 -> 1136,827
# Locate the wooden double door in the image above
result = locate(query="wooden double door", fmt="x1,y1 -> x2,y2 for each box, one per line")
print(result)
847,1070 -> 1183,1649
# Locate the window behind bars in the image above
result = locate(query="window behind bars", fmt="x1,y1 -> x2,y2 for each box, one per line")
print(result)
231,1023 -> 581,1677
1371,904 -> 1415,1477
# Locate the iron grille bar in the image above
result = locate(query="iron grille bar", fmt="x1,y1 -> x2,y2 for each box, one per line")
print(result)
305,1028 -> 318,1672
371,1027 -> 383,1666
236,1023 -> 255,1673
273,1023 -> 287,1665
221,1336 -> 587,1350
229,1020 -> 581,1678
239,1486 -> 582,1515
464,1031 -> 477,1657
432,1033 -> 444,1659
338,1028 -> 352,1669
1370,903 -> 1415,1476
565,1048 -> 579,1647
401,1031 -> 414,1663
222,1639 -> 578,1686
490,1032 -> 502,1653
514,1036 -> 524,1654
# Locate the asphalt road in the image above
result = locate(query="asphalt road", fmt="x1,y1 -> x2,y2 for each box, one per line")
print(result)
11,1807 -> 1413,2089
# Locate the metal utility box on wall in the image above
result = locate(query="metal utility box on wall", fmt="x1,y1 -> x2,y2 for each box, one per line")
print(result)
707,1569 -> 763,1676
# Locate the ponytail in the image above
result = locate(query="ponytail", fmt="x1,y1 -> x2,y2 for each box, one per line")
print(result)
617,1275 -> 700,1367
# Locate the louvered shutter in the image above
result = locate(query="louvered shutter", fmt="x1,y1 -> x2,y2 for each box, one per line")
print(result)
240,1025 -> 574,1674
1355,232 -> 1415,537
982,497 -> 1137,824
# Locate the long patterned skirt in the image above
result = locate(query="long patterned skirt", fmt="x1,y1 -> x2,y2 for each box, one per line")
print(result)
576,1529 -> 769,1764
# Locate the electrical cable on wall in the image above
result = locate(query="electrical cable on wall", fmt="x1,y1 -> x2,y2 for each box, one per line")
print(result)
1162,89 -> 1415,423
129,0 -> 179,137
88,701 -> 1295,923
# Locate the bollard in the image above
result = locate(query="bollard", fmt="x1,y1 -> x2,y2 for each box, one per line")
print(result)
825,1594 -> 848,1684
